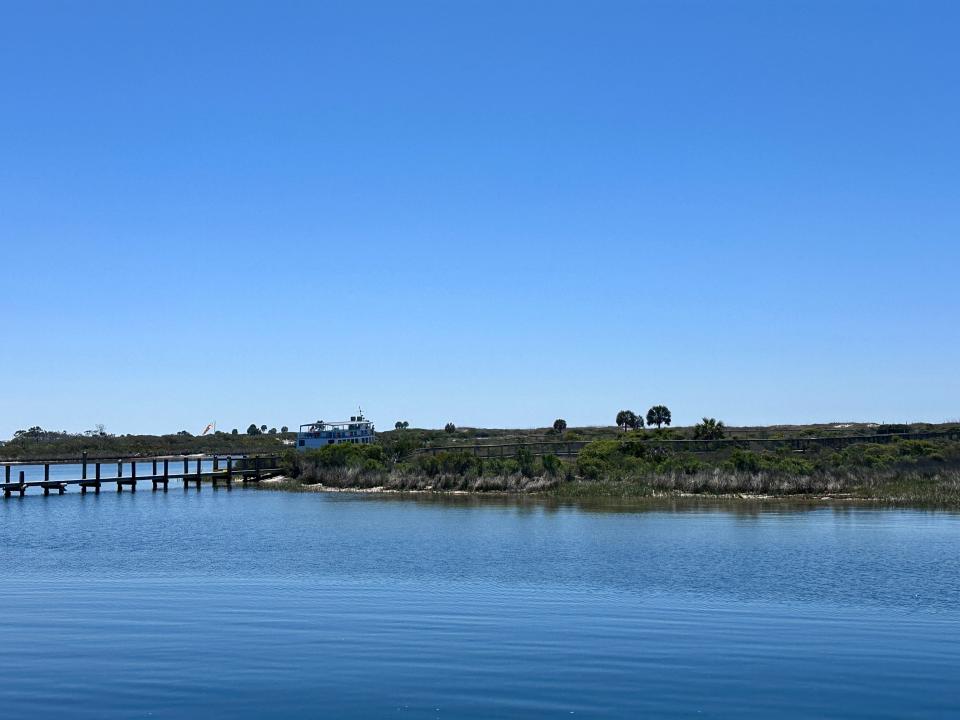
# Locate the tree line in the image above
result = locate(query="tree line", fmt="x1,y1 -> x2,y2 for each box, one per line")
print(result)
388,406 -> 726,440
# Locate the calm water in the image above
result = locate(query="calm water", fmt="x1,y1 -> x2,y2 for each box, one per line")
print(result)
1,488 -> 958,719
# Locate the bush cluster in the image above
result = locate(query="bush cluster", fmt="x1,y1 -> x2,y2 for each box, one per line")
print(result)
573,435 -> 959,487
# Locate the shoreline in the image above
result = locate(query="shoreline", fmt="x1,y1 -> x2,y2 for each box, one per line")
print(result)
260,475 -> 960,509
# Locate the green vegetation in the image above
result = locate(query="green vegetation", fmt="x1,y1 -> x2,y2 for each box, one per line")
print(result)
616,410 -> 642,431
559,433 -> 960,505
646,405 -> 672,429
5,418 -> 960,505
0,425 -> 291,460
278,421 -> 960,506
693,417 -> 726,440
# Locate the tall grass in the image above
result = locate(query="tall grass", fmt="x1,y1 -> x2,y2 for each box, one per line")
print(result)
550,468 -> 960,505
287,465 -> 561,493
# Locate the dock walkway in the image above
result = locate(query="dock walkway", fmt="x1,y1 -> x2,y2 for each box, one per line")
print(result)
1,453 -> 282,498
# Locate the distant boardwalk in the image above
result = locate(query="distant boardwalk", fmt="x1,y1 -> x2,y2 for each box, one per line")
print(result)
416,429 -> 960,460
1,453 -> 281,498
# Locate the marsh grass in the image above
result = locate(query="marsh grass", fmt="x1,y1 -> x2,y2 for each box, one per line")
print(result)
549,468 -> 960,505
287,465 -> 561,493
280,439 -> 960,506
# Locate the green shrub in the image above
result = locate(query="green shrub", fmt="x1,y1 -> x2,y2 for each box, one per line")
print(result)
541,454 -> 562,477
414,451 -> 482,477
516,447 -> 536,477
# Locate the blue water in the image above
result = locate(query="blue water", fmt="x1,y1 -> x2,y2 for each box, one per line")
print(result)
1,489 -> 958,719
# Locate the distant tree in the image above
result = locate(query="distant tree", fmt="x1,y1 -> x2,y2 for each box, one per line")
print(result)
260,424 -> 268,433
231,428 -> 239,435
246,424 -> 261,435
444,422 -> 456,434
177,430 -> 191,436
616,410 -> 641,431
82,423 -> 108,438
693,417 -> 726,440
268,427 -> 277,434
15,426 -> 45,443
646,405 -> 672,429
395,421 -> 404,430
280,426 -> 289,433
553,418 -> 567,433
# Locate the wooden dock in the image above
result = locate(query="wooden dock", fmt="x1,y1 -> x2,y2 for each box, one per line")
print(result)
1,453 -> 282,498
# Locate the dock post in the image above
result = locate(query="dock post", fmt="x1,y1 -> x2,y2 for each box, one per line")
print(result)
84,463 -> 101,494
44,463 -> 50,483
196,458 -> 202,490
163,459 -> 169,492
82,451 -> 88,480
131,462 -> 137,493
227,457 -> 232,483
152,459 -> 157,476
5,465 -> 9,484
255,457 -> 261,482
19,471 -> 26,497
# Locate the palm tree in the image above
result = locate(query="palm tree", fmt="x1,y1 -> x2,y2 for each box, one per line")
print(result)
553,418 -> 567,433
616,410 -> 641,431
693,417 -> 726,440
444,422 -> 456,434
646,405 -> 672,429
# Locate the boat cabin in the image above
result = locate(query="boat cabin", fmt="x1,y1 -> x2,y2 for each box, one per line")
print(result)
297,414 -> 376,450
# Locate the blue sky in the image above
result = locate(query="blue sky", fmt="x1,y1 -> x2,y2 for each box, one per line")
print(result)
1,0 -> 958,436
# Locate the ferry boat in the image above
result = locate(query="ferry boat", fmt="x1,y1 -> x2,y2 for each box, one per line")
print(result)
296,413 -> 375,450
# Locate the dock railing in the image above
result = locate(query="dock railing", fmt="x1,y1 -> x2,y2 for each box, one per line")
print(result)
1,453 -> 283,497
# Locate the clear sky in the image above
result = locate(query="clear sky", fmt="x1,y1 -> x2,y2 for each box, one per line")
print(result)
2,0 -> 958,437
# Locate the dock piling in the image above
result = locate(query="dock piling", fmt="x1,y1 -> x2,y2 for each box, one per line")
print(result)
1,453 -> 280,500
